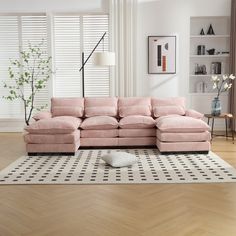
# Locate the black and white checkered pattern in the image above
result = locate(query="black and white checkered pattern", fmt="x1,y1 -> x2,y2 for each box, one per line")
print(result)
1,149 -> 236,184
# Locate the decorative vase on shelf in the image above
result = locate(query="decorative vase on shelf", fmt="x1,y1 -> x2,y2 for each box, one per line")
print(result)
211,97 -> 221,116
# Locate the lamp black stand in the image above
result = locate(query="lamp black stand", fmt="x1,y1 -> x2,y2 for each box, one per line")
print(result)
79,32 -> 106,97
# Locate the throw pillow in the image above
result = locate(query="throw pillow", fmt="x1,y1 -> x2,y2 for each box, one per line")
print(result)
153,105 -> 185,118
101,152 -> 139,167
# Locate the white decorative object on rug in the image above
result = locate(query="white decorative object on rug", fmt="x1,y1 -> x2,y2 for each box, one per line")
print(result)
101,152 -> 138,167
0,149 -> 236,185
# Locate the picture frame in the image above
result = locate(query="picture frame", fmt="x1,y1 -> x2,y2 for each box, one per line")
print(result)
148,36 -> 176,74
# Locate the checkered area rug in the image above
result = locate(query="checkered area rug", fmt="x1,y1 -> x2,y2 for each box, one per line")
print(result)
1,149 -> 236,184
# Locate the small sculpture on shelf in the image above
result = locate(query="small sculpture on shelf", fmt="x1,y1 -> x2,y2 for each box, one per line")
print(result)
197,45 -> 205,55
207,24 -> 215,35
195,63 -> 207,75
207,48 -> 215,55
200,28 -> 205,35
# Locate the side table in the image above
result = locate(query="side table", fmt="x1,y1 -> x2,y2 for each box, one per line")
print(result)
204,113 -> 234,143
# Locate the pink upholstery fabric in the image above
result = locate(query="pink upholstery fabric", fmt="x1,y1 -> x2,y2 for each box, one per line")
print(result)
26,141 -> 80,153
80,138 -> 156,146
156,139 -> 210,152
119,106 -> 151,117
25,116 -> 82,134
156,129 -> 211,142
33,111 -> 52,121
51,97 -> 84,117
119,97 -> 151,107
185,109 -> 204,119
85,97 -> 118,108
81,129 -> 118,138
153,105 -> 185,118
152,97 -> 185,108
24,130 -> 80,144
119,129 -> 156,137
52,106 -> 83,118
80,138 -> 119,146
156,115 -> 210,133
85,107 -> 117,117
80,116 -> 118,130
119,115 -> 155,129
118,137 -> 156,146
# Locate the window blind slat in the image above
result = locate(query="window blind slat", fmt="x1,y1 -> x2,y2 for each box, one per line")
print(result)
53,16 -> 81,97
0,16 -> 22,118
21,15 -> 49,112
83,15 -> 109,97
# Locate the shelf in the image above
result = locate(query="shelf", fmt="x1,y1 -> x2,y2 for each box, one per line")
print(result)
190,54 -> 230,58
190,35 -> 230,38
189,93 -> 228,96
190,74 -> 223,77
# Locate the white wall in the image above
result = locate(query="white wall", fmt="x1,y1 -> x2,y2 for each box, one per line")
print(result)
0,0 -> 108,13
137,0 -> 231,102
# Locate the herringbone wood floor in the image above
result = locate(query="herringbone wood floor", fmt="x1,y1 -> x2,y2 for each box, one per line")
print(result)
0,133 -> 236,236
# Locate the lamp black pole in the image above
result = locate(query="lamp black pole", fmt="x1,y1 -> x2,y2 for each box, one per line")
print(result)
79,32 -> 106,97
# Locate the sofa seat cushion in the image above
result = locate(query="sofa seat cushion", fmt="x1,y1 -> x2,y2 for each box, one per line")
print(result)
81,129 -> 118,138
51,97 -> 84,117
119,129 -> 156,137
156,115 -> 210,133
24,130 -> 80,144
153,105 -> 185,118
25,116 -> 82,134
156,129 -> 211,142
119,115 -> 156,129
80,116 -> 119,130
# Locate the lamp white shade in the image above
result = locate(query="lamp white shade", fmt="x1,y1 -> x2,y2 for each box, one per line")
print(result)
93,52 -> 115,66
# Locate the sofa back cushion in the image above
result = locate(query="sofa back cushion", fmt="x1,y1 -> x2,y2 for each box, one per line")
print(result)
118,97 -> 151,117
119,106 -> 151,117
84,97 -> 118,117
153,105 -> 185,118
151,97 -> 186,109
51,97 -> 84,117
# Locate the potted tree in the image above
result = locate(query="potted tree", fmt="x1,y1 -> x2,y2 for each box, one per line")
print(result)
2,41 -> 52,126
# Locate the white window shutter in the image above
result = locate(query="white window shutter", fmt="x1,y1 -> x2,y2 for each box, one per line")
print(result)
53,16 -> 81,97
21,15 -> 49,112
83,15 -> 110,97
0,16 -> 22,118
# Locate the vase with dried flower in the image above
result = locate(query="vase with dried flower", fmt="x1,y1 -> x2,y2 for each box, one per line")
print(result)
211,74 -> 235,116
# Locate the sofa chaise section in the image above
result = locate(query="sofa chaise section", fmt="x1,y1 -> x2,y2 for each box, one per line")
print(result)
25,98 -> 84,155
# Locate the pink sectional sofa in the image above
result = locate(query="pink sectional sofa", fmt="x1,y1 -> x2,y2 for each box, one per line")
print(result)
24,97 -> 211,155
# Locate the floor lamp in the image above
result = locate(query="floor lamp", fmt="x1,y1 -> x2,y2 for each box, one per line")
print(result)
79,32 -> 115,97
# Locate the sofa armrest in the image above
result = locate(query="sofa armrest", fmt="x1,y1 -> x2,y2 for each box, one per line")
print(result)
185,109 -> 204,119
32,111 -> 52,121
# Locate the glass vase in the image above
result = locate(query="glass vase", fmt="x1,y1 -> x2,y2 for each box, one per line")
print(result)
211,97 -> 221,116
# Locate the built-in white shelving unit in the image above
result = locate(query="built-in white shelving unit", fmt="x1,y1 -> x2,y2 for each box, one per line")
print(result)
189,16 -> 230,117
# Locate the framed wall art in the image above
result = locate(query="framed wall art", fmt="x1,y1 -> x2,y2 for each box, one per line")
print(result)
148,36 -> 176,74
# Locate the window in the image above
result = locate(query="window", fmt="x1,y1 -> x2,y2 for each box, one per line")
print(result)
0,13 -> 110,119
53,14 -> 109,97
0,14 -> 49,119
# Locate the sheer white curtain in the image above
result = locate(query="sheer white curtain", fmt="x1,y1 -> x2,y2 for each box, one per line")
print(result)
110,0 -> 137,97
